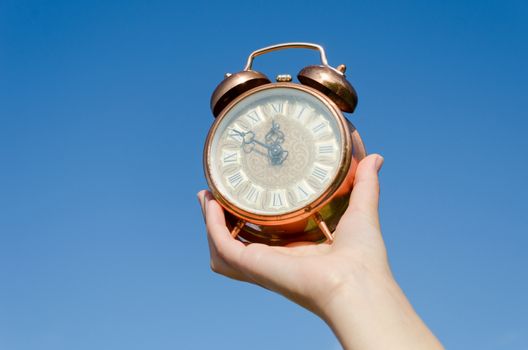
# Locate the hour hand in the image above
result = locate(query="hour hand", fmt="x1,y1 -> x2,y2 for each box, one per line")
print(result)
265,120 -> 285,145
231,127 -> 288,166
231,129 -> 259,154
264,121 -> 288,165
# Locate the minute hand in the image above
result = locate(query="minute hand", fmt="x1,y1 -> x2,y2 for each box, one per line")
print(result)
263,121 -> 288,166
248,135 -> 288,166
232,127 -> 288,166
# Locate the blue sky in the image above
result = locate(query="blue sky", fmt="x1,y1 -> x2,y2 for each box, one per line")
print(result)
1,0 -> 527,349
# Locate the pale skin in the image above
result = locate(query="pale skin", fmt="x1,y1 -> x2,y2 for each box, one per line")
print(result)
198,154 -> 444,350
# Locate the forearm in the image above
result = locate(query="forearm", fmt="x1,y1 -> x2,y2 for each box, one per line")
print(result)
319,273 -> 444,350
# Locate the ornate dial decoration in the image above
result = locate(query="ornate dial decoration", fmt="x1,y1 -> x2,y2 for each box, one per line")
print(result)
209,86 -> 343,215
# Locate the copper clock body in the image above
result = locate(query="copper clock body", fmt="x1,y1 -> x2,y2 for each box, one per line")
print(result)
203,43 -> 366,245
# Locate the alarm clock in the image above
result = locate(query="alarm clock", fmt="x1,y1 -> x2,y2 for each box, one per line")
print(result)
203,42 -> 366,245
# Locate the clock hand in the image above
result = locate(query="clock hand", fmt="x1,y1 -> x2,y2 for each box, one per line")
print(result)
265,120 -> 285,145
231,129 -> 254,150
231,125 -> 288,166
264,121 -> 288,166
266,142 -> 288,166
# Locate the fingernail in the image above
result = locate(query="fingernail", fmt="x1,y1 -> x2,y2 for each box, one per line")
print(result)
197,192 -> 206,223
375,155 -> 384,172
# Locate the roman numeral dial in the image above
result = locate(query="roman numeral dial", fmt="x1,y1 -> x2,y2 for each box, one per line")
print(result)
291,180 -> 315,203
244,183 -> 263,205
227,170 -> 247,191
308,117 -> 331,138
316,141 -> 338,161
244,108 -> 265,127
208,86 -> 344,216
268,190 -> 288,210
269,100 -> 287,115
222,149 -> 240,166
309,163 -> 332,188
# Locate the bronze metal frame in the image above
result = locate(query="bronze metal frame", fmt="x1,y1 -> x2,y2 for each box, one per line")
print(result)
204,83 -> 366,244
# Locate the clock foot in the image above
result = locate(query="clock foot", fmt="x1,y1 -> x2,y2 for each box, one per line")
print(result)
314,212 -> 334,243
230,220 -> 246,238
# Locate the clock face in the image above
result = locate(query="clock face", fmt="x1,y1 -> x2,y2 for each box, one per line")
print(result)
207,86 -> 345,216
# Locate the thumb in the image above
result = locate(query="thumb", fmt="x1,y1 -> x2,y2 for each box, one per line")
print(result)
341,154 -> 384,225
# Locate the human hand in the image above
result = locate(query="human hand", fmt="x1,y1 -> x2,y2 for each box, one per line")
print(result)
198,154 -> 443,349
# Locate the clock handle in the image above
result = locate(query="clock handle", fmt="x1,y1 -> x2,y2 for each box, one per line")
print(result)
243,42 -> 357,113
313,212 -> 334,243
243,42 -> 340,74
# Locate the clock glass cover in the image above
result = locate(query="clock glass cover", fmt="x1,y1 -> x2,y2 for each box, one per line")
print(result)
208,86 -> 344,216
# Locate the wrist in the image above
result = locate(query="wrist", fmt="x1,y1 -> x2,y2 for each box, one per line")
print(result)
318,271 -> 444,350
317,268 -> 398,323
